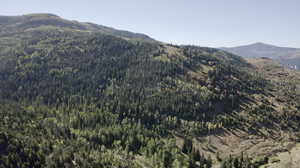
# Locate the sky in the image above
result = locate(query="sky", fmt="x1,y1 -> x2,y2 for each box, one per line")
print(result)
1,0 -> 300,48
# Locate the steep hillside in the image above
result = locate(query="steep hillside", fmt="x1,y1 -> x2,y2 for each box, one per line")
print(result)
221,42 -> 300,70
0,14 -> 300,168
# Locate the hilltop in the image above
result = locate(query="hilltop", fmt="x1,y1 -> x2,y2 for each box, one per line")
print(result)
0,13 -> 154,42
0,14 -> 300,168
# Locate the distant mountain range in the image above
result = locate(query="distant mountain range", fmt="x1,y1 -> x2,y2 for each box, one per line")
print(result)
221,42 -> 300,70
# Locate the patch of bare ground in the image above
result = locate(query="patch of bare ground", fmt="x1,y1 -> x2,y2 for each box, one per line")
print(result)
176,128 -> 299,167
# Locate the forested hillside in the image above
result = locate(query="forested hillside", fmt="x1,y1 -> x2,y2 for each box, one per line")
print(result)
0,14 -> 300,168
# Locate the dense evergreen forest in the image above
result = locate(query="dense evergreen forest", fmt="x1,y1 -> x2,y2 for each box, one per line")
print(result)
0,14 -> 300,168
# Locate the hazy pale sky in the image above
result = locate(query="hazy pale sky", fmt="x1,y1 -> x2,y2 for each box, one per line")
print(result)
1,0 -> 300,48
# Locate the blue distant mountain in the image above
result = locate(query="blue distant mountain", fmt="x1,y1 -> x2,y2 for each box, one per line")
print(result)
221,42 -> 300,70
